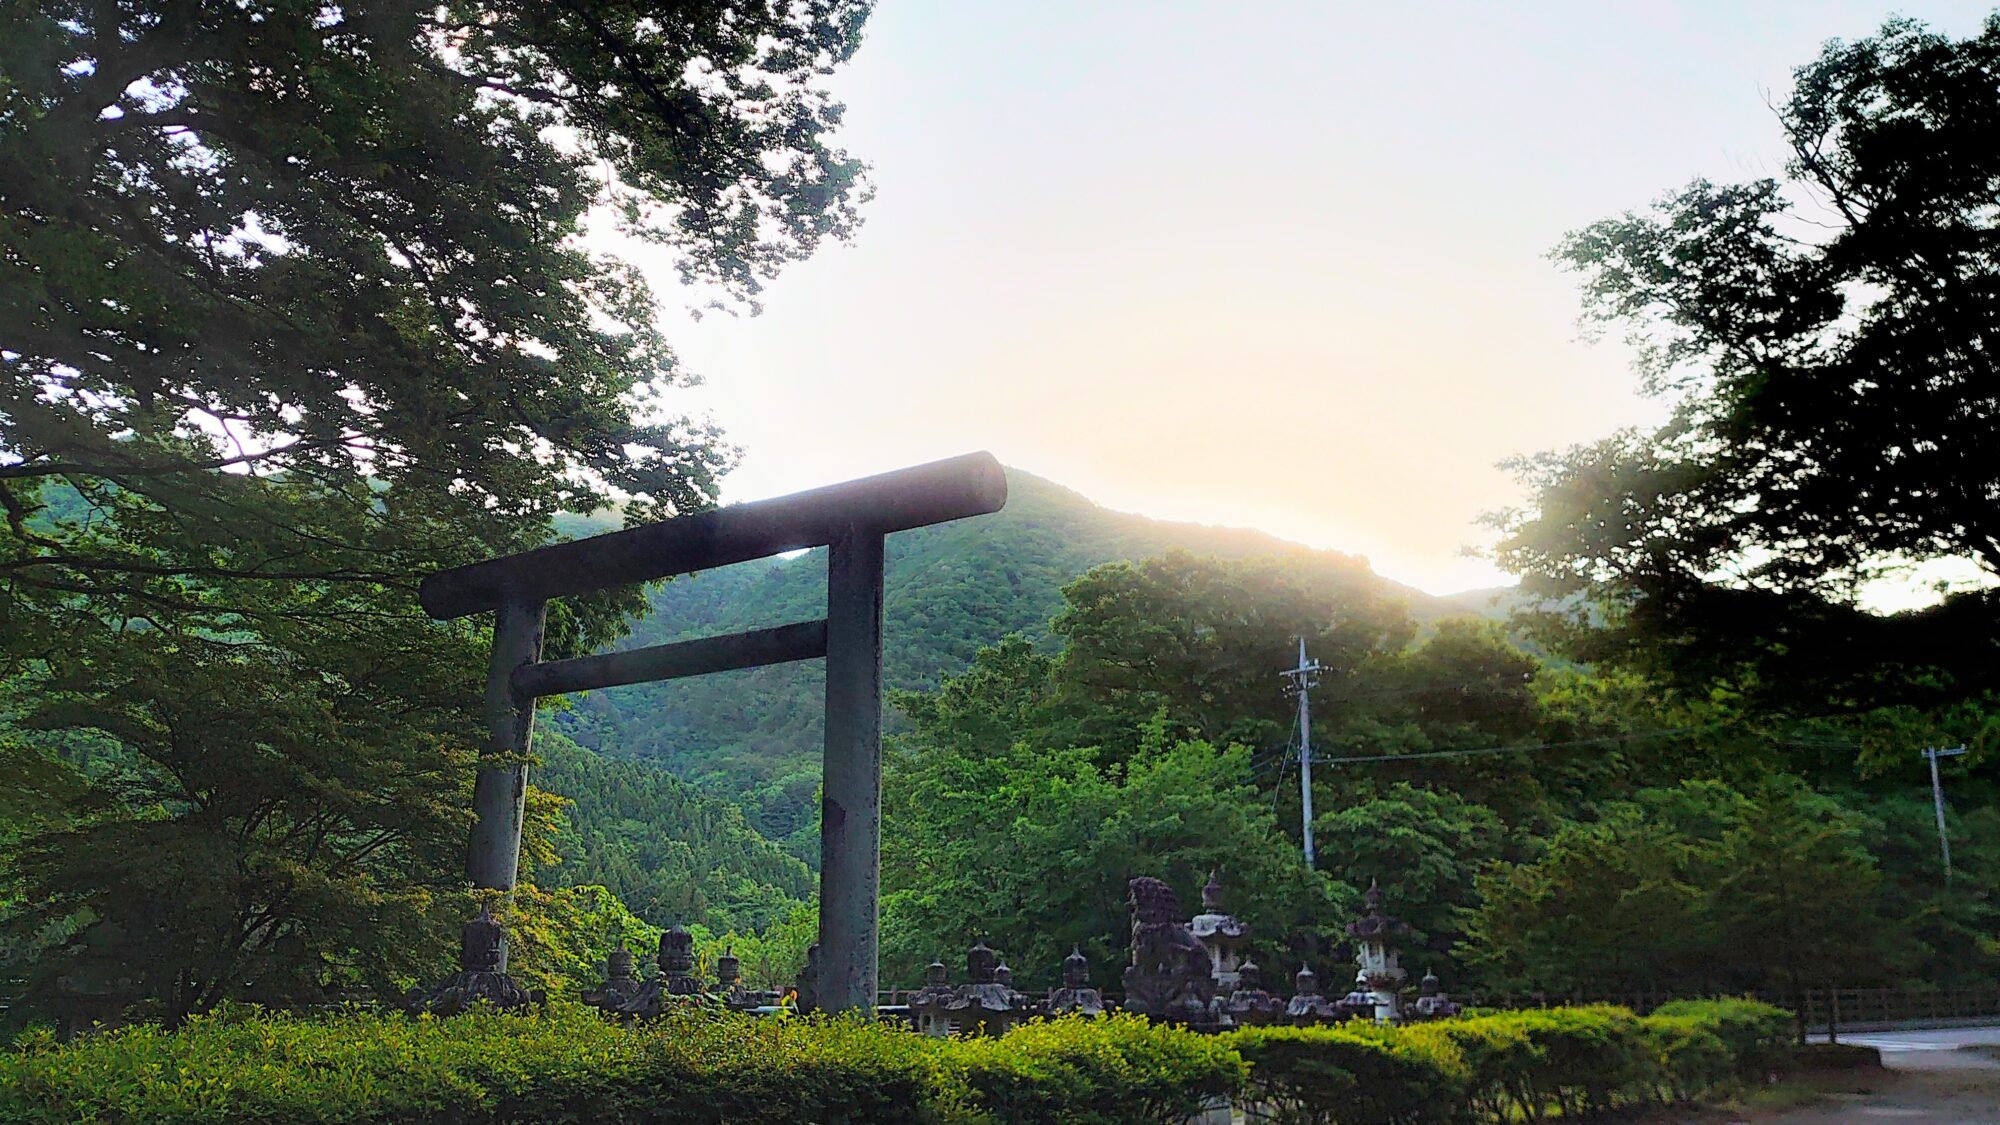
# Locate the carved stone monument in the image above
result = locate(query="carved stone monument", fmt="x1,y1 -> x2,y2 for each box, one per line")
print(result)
1122,877 -> 1221,1029
1335,971 -> 1378,1022
586,924 -> 712,1019
794,942 -> 821,1014
1047,946 -> 1105,1018
716,945 -> 761,1011
658,924 -> 703,997
405,905 -> 539,1015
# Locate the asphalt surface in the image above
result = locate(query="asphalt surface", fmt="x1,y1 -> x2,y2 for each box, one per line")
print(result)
1822,1026 -> 2000,1067
1743,1025 -> 2000,1123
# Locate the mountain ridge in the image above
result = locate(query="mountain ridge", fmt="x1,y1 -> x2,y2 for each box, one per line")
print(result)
554,467 -> 1513,844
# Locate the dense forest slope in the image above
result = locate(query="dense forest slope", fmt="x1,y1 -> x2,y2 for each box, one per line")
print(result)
554,468 -> 1484,840
534,729 -> 813,931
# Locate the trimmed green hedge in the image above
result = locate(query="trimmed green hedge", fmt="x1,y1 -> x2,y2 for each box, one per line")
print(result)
1650,996 -> 1792,1075
0,998 -> 1792,1124
949,1016 -> 1245,1124
1224,1024 -> 1468,1124
0,1006 -> 1240,1125
1225,997 -> 1794,1124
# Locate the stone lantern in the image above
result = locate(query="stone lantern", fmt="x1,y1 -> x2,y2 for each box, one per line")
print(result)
405,905 -> 540,1015
943,941 -> 1033,1036
1409,969 -> 1463,1021
1284,964 -> 1340,1024
910,957 -> 956,1036
584,946 -> 645,1011
1222,959 -> 1284,1027
1345,880 -> 1410,1023
1188,868 -> 1251,989
1048,946 -> 1105,1017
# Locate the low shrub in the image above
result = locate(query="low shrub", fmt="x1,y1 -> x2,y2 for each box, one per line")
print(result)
1638,1015 -> 1734,1102
1418,1016 -> 1539,1121
1427,1006 -> 1656,1120
0,1004 -> 950,1124
0,999 -> 1796,1124
1648,997 -> 1792,1075
947,1014 -> 1244,1124
1222,1024 -> 1467,1125
0,1005 -> 1251,1125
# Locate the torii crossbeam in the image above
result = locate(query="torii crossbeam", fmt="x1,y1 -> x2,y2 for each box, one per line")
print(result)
420,452 -> 1009,1012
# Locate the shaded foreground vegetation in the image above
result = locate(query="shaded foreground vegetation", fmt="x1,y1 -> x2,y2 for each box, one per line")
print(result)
0,999 -> 1789,1124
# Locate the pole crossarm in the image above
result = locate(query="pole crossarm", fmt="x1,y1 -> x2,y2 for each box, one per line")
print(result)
419,452 -> 1007,621
513,619 -> 828,699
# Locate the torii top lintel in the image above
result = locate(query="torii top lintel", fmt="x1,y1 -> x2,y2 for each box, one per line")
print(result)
418,451 -> 1009,621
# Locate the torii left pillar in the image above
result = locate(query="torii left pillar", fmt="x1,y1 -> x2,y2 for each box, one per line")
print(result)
425,452 -> 1008,1014
467,598 -> 545,970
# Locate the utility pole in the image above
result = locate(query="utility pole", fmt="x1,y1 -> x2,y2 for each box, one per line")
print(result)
1921,745 -> 1966,883
1281,638 -> 1323,869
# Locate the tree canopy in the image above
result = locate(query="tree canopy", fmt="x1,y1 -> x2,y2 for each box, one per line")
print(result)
1496,15 -> 2000,712
0,0 -> 871,1022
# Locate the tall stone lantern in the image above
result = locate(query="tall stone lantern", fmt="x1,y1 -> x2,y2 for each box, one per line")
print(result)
1344,880 -> 1409,1023
1187,868 -> 1251,989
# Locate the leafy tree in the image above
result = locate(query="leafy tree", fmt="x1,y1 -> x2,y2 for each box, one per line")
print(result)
6,605 -> 489,1024
502,883 -> 662,1001
1461,779 -> 1897,1000
1709,779 -> 1899,1003
1462,798 -> 1713,996
881,712 -> 1341,992
0,0 -> 869,1022
891,634 -> 1064,761
3,0 -> 866,559
1313,782 -> 1502,975
1496,15 -> 2000,710
1052,550 -> 1414,753
1852,790 -> 2000,987
691,899 -> 818,991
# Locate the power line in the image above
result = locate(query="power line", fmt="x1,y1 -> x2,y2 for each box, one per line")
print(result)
1303,723 -> 1738,767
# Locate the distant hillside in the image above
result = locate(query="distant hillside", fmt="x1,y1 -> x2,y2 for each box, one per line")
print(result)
535,728 -> 813,930
555,469 -> 1503,843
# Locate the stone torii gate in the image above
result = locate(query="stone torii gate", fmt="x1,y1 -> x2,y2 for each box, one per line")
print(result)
419,452 -> 1008,1013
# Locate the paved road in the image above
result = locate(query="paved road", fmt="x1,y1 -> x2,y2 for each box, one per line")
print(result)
1745,1025 -> 2000,1123
1819,1026 -> 2000,1068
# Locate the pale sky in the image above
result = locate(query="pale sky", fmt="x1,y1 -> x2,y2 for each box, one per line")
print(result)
629,1 -> 1997,596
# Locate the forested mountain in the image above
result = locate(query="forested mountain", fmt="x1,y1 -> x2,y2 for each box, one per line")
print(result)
532,730 -> 813,933
553,469 -> 1480,841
